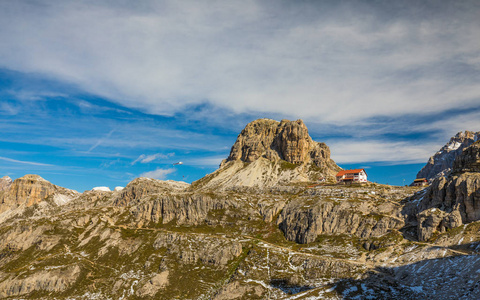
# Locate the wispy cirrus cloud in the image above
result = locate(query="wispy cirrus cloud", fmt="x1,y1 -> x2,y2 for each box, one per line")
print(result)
88,129 -> 116,152
0,156 -> 53,166
131,152 -> 175,165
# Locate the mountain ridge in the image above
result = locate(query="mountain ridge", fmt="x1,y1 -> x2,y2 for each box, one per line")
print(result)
0,121 -> 480,299
417,130 -> 480,181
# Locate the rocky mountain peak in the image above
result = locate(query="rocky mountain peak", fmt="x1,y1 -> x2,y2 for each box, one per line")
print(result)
417,130 -> 480,180
0,174 -> 71,213
194,119 -> 340,190
221,118 -> 336,169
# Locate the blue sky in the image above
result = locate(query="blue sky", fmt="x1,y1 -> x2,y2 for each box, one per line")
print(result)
0,0 -> 479,191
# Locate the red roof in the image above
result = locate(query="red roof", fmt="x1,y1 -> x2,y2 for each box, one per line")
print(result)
336,169 -> 367,177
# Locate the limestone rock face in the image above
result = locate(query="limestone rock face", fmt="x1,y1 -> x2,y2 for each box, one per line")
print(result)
197,119 -> 340,190
130,193 -> 229,226
0,265 -> 81,298
153,232 -> 242,266
452,141 -> 480,173
417,131 -> 480,181
417,208 -> 462,242
416,142 -> 480,241
0,175 -> 57,213
223,119 -> 338,171
0,176 -> 12,192
277,200 -> 403,244
114,177 -> 189,206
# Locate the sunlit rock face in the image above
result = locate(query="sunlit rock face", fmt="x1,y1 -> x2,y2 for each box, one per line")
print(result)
222,118 -> 338,172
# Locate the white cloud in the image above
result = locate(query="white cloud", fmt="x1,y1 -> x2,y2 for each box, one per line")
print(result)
184,156 -> 225,167
329,140 -> 440,165
132,152 -> 175,165
140,168 -> 175,180
0,156 -> 53,166
88,129 -> 116,152
0,1 -> 478,126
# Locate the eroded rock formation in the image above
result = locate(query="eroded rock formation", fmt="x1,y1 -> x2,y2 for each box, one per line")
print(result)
416,141 -> 480,241
222,119 -> 338,172
0,175 -> 61,213
417,131 -> 480,181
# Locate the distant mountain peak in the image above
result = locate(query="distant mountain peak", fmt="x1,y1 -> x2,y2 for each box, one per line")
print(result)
417,130 -> 480,181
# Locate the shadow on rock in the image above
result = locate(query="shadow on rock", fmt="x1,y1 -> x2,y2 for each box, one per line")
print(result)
269,278 -> 315,295
332,252 -> 480,299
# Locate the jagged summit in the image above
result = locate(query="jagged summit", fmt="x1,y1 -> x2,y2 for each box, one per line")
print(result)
417,130 -> 480,181
194,119 -> 340,190
221,119 -> 337,168
415,140 -> 480,241
0,174 -> 77,214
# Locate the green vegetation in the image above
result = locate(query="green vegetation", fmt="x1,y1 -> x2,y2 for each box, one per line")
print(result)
279,160 -> 297,171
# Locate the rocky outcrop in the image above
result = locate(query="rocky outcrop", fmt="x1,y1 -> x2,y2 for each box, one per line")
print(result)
131,193 -> 229,225
417,131 -> 480,181
416,141 -> 480,241
222,119 -> 339,172
417,208 -> 462,242
277,199 -> 403,244
0,265 -> 81,298
0,224 -> 59,252
0,176 -> 12,192
0,175 -> 58,213
153,232 -> 242,266
115,177 -> 189,206
416,172 -> 480,241
194,119 -> 340,190
136,271 -> 169,297
452,141 -> 480,173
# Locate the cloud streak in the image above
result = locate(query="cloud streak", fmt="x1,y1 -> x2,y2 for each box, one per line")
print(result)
0,156 -> 53,166
88,129 -> 116,152
131,152 -> 175,165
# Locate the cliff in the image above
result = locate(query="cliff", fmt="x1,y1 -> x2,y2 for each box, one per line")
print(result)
415,141 -> 480,241
417,131 -> 480,181
194,119 -> 340,190
0,174 -> 77,214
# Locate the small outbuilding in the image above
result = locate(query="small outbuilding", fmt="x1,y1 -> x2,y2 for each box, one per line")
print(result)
336,169 -> 368,184
412,178 -> 428,187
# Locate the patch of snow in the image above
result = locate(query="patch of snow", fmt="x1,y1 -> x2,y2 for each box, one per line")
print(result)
458,237 -> 464,245
114,186 -> 124,191
409,286 -> 424,293
53,193 -> 73,206
44,265 -> 63,270
244,279 -> 272,289
447,141 -> 461,151
92,186 -> 111,192
130,280 -> 138,295
342,286 -> 358,295
325,286 -> 336,293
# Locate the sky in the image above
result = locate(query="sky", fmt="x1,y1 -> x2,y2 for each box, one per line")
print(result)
0,0 -> 479,191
